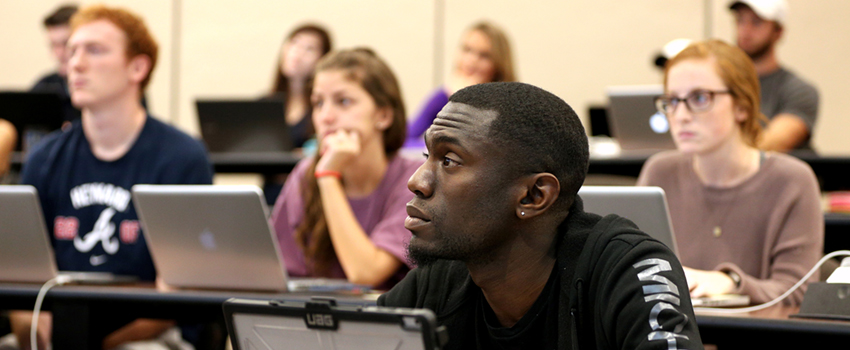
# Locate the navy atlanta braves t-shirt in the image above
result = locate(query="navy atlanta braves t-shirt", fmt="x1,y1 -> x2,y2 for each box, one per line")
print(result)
20,116 -> 213,281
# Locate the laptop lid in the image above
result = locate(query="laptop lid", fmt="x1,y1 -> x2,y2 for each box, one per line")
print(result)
0,92 -> 64,151
0,185 -> 60,283
578,186 -> 679,255
223,297 -> 447,350
132,185 -> 289,291
606,85 -> 676,152
0,185 -> 139,284
196,99 -> 294,153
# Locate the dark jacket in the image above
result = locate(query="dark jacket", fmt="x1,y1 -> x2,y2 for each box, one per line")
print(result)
378,199 -> 703,349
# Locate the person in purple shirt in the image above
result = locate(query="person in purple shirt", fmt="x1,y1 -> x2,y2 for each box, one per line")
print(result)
270,48 -> 421,290
405,21 -> 516,148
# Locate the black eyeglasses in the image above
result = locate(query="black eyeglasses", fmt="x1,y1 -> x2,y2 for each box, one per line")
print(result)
655,90 -> 732,115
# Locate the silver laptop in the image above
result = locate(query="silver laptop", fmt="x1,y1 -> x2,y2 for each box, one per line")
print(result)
606,85 -> 676,153
132,185 -> 291,291
579,186 -> 679,255
579,186 -> 750,307
0,185 -> 136,284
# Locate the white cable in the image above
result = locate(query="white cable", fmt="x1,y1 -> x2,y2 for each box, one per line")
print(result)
31,275 -> 72,350
694,250 -> 850,314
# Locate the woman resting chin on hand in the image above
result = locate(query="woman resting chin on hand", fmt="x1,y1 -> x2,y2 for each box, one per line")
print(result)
269,48 -> 423,290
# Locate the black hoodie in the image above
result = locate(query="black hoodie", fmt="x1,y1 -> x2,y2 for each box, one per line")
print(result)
378,199 -> 703,350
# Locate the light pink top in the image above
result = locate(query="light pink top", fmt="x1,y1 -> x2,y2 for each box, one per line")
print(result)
637,151 -> 823,305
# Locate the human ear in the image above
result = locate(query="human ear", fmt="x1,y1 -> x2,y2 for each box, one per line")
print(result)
516,173 -> 560,219
374,107 -> 393,131
773,24 -> 784,41
734,104 -> 748,123
127,55 -> 152,85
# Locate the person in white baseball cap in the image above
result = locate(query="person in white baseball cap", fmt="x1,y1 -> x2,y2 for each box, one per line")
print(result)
730,0 -> 820,152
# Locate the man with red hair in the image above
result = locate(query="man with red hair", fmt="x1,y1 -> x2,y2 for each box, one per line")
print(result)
11,5 -> 211,349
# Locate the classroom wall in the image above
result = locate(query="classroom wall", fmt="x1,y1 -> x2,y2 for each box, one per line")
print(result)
178,0 -> 435,137
1,0 -> 175,126
2,0 -> 849,154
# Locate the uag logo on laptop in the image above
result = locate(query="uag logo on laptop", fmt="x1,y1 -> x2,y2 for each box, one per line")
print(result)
304,313 -> 338,330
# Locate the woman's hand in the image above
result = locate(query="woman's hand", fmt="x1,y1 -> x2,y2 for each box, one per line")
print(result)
316,129 -> 361,173
683,266 -> 736,298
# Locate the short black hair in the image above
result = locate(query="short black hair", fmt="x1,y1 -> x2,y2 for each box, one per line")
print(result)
449,82 -> 589,208
43,4 -> 78,27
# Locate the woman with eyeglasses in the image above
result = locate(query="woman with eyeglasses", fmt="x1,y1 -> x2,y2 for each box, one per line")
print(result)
637,39 -> 822,306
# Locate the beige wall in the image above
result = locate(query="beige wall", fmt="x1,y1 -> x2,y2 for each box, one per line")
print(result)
1,0 -> 174,121
443,0 -> 705,137
178,0 -> 435,136
2,0 -> 848,154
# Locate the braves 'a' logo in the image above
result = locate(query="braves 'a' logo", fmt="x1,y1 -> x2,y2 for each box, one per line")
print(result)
74,208 -> 120,254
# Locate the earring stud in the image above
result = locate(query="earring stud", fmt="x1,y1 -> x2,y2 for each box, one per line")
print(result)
521,211 -> 525,216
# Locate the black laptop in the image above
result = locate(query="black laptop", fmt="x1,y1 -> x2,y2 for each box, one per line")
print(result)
196,99 -> 294,153
223,297 -> 447,350
0,91 -> 64,151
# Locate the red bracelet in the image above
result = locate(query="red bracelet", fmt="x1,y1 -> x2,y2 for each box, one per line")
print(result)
314,170 -> 342,179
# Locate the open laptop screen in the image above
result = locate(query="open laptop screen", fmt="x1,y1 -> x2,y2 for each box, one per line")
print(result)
0,92 -> 64,152
196,99 -> 294,153
606,85 -> 676,152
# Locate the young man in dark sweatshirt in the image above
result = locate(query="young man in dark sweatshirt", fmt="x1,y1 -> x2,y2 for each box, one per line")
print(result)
379,82 -> 703,350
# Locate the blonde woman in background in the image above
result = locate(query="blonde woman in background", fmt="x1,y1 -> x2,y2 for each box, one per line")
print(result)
405,20 -> 515,147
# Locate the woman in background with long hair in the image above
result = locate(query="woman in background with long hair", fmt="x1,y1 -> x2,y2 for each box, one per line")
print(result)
268,24 -> 331,148
269,48 -> 421,289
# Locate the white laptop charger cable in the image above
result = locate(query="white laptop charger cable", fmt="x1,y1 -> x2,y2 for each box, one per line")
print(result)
30,272 -> 128,349
694,250 -> 850,313
31,275 -> 73,350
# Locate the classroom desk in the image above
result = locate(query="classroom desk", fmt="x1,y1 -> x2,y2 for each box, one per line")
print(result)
0,282 -> 377,350
7,151 -> 305,176
695,306 -> 850,348
588,151 -> 850,192
207,151 -> 850,192
207,152 -> 302,174
11,150 -> 850,190
4,282 -> 850,349
825,213 -> 850,254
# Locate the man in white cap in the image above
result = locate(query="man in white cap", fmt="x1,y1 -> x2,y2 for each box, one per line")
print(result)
730,0 -> 819,152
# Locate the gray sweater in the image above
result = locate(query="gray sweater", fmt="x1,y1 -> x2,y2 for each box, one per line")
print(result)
637,151 -> 823,305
